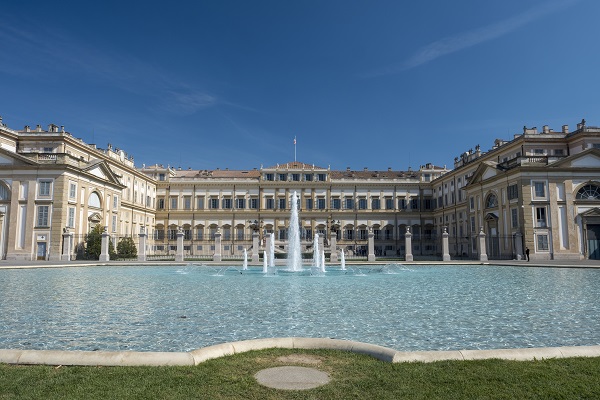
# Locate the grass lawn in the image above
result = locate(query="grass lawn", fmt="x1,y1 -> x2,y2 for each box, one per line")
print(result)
1,349 -> 600,399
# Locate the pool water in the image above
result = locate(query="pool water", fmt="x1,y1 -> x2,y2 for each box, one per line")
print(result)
1,264 -> 599,352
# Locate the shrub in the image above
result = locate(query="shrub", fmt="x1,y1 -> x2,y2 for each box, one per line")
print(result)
117,236 -> 137,259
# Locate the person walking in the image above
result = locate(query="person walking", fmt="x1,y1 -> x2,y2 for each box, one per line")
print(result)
525,247 -> 530,261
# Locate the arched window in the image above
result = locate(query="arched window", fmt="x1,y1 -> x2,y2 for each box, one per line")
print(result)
576,184 -> 600,200
485,193 -> 498,208
88,192 -> 101,208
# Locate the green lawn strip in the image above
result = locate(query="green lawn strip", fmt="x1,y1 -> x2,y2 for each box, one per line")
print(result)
1,350 -> 600,399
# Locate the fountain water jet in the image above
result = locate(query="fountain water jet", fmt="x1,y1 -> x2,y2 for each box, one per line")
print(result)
313,234 -> 320,270
320,249 -> 325,272
242,249 -> 248,270
263,250 -> 268,273
286,191 -> 302,271
340,249 -> 346,270
269,233 -> 275,267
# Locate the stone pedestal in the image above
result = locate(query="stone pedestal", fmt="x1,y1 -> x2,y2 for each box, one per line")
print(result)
138,232 -> 147,262
478,227 -> 488,262
329,233 -> 338,262
252,232 -> 260,263
405,227 -> 413,262
213,231 -> 222,262
515,232 -> 523,260
442,227 -> 451,261
61,230 -> 73,261
368,228 -> 375,262
175,229 -> 184,262
99,227 -> 110,262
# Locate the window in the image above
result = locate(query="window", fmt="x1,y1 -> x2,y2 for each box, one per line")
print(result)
67,207 -> 75,228
159,173 -> 165,181
372,198 -> 380,210
374,229 -> 380,240
385,198 -> 394,210
292,173 -> 300,181
385,229 -> 392,240
331,198 -> 341,209
423,174 -> 431,182
236,198 -> 246,209
111,215 -> 117,233
69,183 -> 76,199
38,180 -> 52,197
470,197 -> 475,210
304,174 -> 313,181
410,198 -> 419,210
345,198 -> 354,210
345,229 -> 354,240
250,198 -> 258,209
210,198 -> 219,209
306,198 -> 313,210
317,174 -> 326,181
37,205 -> 49,226
155,230 -> 165,240
533,181 -> 546,198
278,173 -> 287,181
278,198 -> 286,209
237,228 -> 244,240
222,198 -> 232,209
358,198 -> 367,210
266,198 -> 274,209
184,196 -> 191,209
264,173 -> 274,181
168,229 -> 177,240
158,198 -> 165,209
359,229 -> 368,240
184,229 -> 192,240
317,198 -> 326,209
533,149 -> 544,155
197,197 -> 205,209
170,197 -> 178,209
576,184 -> 600,200
278,229 -> 286,240
508,184 -> 519,200
511,208 -> 518,228
554,149 -> 564,156
114,196 -> 118,209
399,199 -> 407,209
537,234 -> 549,251
196,229 -> 203,240
536,207 -> 547,227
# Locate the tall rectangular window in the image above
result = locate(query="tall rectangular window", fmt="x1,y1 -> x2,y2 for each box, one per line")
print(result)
37,205 -> 49,226
184,196 -> 191,209
536,207 -> 547,227
170,197 -> 178,209
236,198 -> 246,209
537,234 -> 549,251
266,198 -> 274,209
69,183 -> 76,199
222,198 -> 232,209
317,198 -> 326,209
38,181 -> 52,197
345,198 -> 354,210
250,198 -> 258,209
470,197 -> 475,210
358,198 -> 367,210
508,184 -> 519,200
371,198 -> 380,210
511,208 -> 518,228
197,196 -> 205,209
306,198 -> 313,210
331,198 -> 341,209
158,198 -> 165,209
111,215 -> 117,233
278,198 -> 286,209
533,181 -> 546,198
385,198 -> 394,210
67,207 -> 75,228
210,198 -> 219,209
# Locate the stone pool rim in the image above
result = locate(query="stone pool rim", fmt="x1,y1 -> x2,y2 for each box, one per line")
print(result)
1,338 -> 600,366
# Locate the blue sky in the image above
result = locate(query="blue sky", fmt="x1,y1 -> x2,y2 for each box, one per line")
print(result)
1,0 -> 598,171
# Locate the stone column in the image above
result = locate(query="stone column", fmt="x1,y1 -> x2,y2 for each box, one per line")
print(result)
514,232 -> 523,261
99,226 -> 110,262
213,230 -> 222,262
442,226 -> 451,261
252,232 -> 260,263
175,227 -> 184,262
61,228 -> 73,261
405,226 -> 413,262
138,227 -> 147,262
478,227 -> 488,262
368,227 -> 375,262
329,232 -> 338,262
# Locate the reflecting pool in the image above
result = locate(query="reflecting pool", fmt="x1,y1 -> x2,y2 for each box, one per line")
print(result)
1,264 -> 599,352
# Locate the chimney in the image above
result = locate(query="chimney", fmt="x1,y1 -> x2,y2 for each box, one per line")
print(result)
363,167 -> 368,171
24,125 -> 30,132
346,167 -> 350,171
543,125 -> 549,134
36,124 -> 42,132
562,125 -> 569,133
388,167 -> 392,171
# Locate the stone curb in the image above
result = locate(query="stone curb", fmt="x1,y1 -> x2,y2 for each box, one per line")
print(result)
2,340 -> 600,366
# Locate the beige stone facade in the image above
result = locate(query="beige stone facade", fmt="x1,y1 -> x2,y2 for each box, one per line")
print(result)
1,116 -> 599,261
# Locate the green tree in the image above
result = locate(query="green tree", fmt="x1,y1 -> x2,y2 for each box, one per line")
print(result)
84,225 -> 116,260
117,236 -> 137,259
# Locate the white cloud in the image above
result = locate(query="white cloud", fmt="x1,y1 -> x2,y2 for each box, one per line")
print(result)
364,0 -> 580,77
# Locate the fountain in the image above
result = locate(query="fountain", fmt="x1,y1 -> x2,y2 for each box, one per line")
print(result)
320,248 -> 325,272
340,249 -> 346,270
269,233 -> 275,267
263,250 -> 268,273
286,191 -> 302,271
242,249 -> 248,270
313,233 -> 321,270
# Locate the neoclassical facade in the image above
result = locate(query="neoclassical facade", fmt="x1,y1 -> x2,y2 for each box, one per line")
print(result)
1,115 -> 599,261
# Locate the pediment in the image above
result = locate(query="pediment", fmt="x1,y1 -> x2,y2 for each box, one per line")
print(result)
580,207 -> 600,217
88,212 -> 102,223
482,167 -> 497,180
0,148 -> 39,166
550,148 -> 600,168
464,161 -> 499,187
81,159 -> 125,188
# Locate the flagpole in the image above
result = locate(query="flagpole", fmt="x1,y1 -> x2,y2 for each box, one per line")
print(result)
294,136 -> 297,162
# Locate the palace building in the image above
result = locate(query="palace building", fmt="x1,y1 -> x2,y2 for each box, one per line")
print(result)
0,116 -> 599,261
